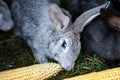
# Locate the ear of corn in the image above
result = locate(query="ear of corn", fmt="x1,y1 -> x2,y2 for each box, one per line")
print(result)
64,67 -> 120,80
0,63 -> 62,80
1,63 -> 120,80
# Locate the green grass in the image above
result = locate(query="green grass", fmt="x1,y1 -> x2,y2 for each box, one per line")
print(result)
0,31 -> 119,80
0,31 -> 36,71
48,54 -> 108,80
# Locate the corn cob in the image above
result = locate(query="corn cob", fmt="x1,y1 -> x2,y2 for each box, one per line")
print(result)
0,63 -> 62,80
64,67 -> 120,80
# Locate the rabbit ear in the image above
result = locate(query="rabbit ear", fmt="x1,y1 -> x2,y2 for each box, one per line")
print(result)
73,1 -> 110,33
49,4 -> 70,31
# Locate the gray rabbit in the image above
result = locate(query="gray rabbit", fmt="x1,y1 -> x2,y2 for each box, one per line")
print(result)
11,0 -> 109,70
0,0 -> 14,31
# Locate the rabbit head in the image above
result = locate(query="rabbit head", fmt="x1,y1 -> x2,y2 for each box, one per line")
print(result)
47,4 -> 80,70
47,2 -> 110,70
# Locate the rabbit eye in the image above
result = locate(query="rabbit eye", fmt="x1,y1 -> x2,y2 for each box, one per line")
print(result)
61,40 -> 67,49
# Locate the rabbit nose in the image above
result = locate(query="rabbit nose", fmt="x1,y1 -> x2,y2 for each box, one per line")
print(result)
64,63 -> 75,71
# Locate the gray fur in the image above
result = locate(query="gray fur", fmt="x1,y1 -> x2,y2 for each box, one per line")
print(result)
73,1 -> 110,33
11,0 -> 80,71
0,0 -> 14,31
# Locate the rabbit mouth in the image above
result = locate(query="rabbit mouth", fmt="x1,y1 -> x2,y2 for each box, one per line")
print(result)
58,56 -> 76,71
62,63 -> 75,71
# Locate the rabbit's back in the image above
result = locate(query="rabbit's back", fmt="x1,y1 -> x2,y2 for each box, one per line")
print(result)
81,15 -> 120,60
12,0 -> 51,38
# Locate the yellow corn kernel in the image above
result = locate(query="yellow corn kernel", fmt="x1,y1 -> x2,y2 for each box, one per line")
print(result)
0,63 -> 62,80
64,67 -> 120,80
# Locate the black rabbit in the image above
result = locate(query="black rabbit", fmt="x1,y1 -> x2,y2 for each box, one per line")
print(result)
81,0 -> 120,60
61,0 -> 120,60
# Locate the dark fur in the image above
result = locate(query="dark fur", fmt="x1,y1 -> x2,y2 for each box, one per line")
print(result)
60,0 -> 120,60
81,0 -> 120,60
60,0 -> 107,21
